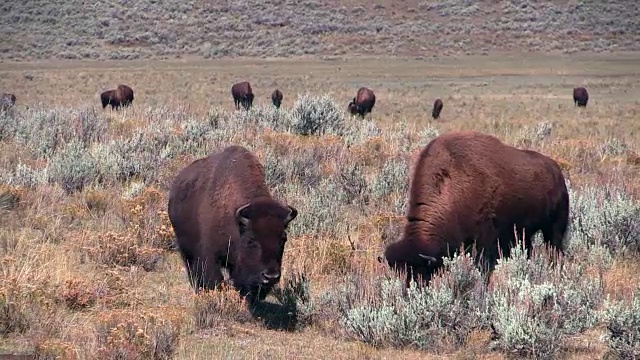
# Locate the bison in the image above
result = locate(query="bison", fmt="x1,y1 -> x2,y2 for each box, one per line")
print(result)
0,93 -> 16,110
168,145 -> 298,304
381,131 -> 569,287
231,81 -> 254,111
348,87 -> 376,118
100,84 -> 135,110
573,87 -> 589,107
271,89 -> 283,109
432,98 -> 443,120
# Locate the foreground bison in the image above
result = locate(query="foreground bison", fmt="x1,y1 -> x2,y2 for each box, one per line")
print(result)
271,89 -> 283,108
381,131 -> 569,286
0,93 -> 16,110
348,87 -> 376,118
100,84 -> 135,109
168,145 -> 298,303
231,81 -> 254,111
573,87 -> 589,107
432,98 -> 443,120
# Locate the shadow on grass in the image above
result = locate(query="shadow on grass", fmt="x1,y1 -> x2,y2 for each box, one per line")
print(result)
247,299 -> 300,332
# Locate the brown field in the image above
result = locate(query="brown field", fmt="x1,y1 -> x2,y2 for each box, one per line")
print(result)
1,53 -> 639,359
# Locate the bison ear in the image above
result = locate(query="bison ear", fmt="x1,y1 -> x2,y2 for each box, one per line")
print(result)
418,253 -> 437,266
235,203 -> 252,227
284,205 -> 298,225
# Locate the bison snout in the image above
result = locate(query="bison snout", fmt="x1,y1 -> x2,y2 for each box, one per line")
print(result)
261,270 -> 281,284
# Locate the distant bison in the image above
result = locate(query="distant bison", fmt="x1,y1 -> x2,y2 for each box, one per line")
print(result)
168,145 -> 298,303
100,84 -> 135,110
271,89 -> 283,109
231,81 -> 254,111
432,98 -> 443,120
348,87 -> 376,118
381,131 -> 569,286
573,87 -> 589,107
0,93 -> 16,110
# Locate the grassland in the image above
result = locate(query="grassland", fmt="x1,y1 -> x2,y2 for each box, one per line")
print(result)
0,53 -> 640,360
1,0 -> 639,61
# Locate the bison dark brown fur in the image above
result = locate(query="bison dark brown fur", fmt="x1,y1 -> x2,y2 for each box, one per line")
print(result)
348,87 -> 376,118
271,89 -> 283,108
382,131 -> 569,286
432,98 -> 443,120
100,84 -> 135,110
573,87 -> 589,107
0,93 -> 17,110
168,145 -> 298,303
231,81 -> 254,111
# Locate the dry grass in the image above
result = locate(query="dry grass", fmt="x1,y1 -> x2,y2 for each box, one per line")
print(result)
1,53 -> 640,359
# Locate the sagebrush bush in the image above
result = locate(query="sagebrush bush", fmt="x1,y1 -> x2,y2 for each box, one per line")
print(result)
569,184 -> 640,254
336,252 -> 486,350
47,138 -> 98,193
488,243 -> 606,359
290,94 -> 346,136
602,286 -> 640,360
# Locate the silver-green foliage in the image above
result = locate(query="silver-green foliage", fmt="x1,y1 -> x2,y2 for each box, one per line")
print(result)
488,243 -> 606,359
601,286 -> 640,360
569,184 -> 640,254
290,93 -> 346,136
338,252 -> 486,349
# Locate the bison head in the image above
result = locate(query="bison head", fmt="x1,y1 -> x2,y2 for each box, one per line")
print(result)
381,241 -> 441,287
348,98 -> 359,115
231,200 -> 297,301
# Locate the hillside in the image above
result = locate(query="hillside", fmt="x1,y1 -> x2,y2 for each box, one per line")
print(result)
1,0 -> 638,61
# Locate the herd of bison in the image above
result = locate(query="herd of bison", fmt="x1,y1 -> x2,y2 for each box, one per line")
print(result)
1,81 -> 592,306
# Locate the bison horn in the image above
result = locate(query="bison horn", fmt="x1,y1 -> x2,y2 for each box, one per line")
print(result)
377,255 -> 385,263
285,205 -> 298,225
235,203 -> 252,226
418,254 -> 437,264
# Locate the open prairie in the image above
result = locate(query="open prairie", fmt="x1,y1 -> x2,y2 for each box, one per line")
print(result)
1,53 -> 640,359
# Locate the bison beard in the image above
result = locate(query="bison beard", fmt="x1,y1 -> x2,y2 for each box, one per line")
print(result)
168,145 -> 298,304
382,131 -> 569,287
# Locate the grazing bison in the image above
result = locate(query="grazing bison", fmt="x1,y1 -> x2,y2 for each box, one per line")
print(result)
100,84 -> 135,109
431,98 -> 443,120
0,93 -> 16,110
348,87 -> 376,118
381,131 -> 569,287
271,89 -> 283,109
168,145 -> 298,303
573,87 -> 589,107
231,81 -> 254,111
